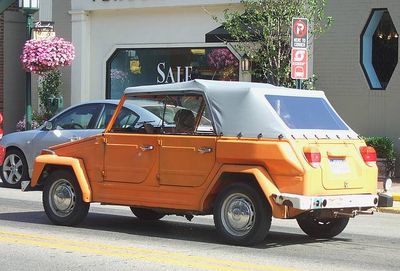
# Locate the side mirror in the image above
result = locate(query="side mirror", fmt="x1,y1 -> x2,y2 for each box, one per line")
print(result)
43,121 -> 53,131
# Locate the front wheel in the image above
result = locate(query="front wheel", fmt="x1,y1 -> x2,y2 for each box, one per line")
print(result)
213,183 -> 272,246
130,207 -> 165,220
296,214 -> 349,238
0,149 -> 29,188
43,170 -> 90,226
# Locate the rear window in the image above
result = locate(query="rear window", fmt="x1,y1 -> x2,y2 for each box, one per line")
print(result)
266,95 -> 349,130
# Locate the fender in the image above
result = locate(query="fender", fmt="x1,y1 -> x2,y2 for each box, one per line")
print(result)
31,154 -> 92,202
202,165 -> 287,218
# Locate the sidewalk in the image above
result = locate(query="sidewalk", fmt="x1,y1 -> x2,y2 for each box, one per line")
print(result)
377,180 -> 400,214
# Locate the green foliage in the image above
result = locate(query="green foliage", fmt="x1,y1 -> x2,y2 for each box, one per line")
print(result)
219,0 -> 333,88
364,136 -> 396,161
38,70 -> 62,119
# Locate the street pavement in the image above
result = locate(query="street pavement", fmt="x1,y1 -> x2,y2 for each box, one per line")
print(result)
0,185 -> 400,271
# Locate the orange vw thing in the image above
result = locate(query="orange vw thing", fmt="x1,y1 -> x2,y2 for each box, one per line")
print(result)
27,80 -> 387,246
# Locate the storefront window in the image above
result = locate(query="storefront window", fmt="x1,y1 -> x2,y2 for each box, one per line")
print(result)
106,47 -> 239,99
361,9 -> 398,90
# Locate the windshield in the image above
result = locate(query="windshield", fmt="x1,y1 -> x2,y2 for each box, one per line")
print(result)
266,95 -> 349,130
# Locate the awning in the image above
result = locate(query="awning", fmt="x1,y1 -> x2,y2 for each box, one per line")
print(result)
205,26 -> 235,43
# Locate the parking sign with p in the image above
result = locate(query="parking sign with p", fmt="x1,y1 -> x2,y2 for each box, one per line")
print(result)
291,18 -> 308,49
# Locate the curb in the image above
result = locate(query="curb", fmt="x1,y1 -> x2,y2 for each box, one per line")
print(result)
377,207 -> 400,214
393,193 -> 400,202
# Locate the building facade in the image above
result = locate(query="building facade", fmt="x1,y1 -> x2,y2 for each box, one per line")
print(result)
2,0 -> 400,170
0,1 -> 25,133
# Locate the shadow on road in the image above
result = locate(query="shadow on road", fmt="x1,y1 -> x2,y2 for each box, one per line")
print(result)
0,210 -> 351,248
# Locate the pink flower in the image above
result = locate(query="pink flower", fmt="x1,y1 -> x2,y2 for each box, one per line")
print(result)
20,37 -> 75,74
207,48 -> 239,70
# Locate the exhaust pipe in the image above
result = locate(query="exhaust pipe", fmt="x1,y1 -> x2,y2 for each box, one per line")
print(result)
334,211 -> 356,218
334,209 -> 374,218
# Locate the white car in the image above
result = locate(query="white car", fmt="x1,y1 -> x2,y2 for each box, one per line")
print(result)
0,100 -> 162,188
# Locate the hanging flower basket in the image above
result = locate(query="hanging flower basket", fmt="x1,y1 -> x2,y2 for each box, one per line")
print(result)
20,37 -> 75,74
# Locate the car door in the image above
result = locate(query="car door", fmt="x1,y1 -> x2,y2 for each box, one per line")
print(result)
159,135 -> 216,187
29,103 -> 103,163
157,95 -> 217,188
103,106 -> 158,185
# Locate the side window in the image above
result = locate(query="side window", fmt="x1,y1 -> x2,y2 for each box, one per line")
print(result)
97,104 -> 117,129
52,104 -> 101,130
117,94 -> 215,135
110,107 -> 139,133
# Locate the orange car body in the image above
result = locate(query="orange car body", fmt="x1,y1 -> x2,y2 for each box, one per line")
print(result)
30,80 -> 380,222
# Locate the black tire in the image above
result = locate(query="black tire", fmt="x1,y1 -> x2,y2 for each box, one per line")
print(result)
296,214 -> 349,238
130,207 -> 165,220
43,170 -> 90,226
213,183 -> 272,246
0,148 -> 29,188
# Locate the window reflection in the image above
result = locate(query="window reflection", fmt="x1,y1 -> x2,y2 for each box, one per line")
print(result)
106,47 -> 239,99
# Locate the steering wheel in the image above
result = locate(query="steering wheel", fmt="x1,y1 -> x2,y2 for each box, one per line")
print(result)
71,123 -> 84,129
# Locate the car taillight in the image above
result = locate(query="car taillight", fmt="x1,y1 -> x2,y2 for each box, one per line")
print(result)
303,146 -> 321,168
360,146 -> 377,166
0,145 -> 5,166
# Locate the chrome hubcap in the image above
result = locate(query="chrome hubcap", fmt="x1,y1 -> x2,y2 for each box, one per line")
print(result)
49,179 -> 76,217
221,193 -> 255,237
2,154 -> 23,185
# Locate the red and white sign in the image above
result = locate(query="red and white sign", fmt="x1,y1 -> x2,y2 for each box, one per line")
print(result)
291,48 -> 308,80
291,18 -> 308,49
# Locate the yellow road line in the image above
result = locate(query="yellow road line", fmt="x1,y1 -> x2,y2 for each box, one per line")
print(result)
0,229 -> 297,271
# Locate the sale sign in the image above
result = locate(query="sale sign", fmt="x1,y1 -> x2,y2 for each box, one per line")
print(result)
291,48 -> 308,80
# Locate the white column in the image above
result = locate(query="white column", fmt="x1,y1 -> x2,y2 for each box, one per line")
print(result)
69,10 -> 91,104
39,0 -> 52,21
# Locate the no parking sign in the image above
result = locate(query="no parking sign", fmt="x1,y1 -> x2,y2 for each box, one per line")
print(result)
291,18 -> 308,48
291,18 -> 309,80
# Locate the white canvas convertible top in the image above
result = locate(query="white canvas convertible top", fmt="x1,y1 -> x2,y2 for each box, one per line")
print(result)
124,80 -> 358,139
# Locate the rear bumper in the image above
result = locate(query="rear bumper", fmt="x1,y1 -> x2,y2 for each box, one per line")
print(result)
377,193 -> 393,207
272,193 -> 378,210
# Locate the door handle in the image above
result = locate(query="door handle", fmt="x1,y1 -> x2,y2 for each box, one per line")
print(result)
198,146 -> 213,154
140,145 -> 154,151
70,136 -> 81,142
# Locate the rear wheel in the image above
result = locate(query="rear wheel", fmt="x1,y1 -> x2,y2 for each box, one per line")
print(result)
297,214 -> 349,238
43,170 -> 90,226
213,183 -> 271,246
130,207 -> 165,220
0,149 -> 28,188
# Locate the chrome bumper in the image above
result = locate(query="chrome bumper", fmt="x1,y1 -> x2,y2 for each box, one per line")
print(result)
272,193 -> 378,210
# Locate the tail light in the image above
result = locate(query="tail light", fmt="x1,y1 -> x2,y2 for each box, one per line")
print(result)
303,146 -> 321,168
0,145 -> 5,166
360,146 -> 377,166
